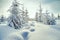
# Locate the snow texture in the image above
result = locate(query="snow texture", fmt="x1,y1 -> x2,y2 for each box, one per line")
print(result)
0,20 -> 60,40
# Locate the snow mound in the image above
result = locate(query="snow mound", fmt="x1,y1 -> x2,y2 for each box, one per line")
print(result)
3,32 -> 24,40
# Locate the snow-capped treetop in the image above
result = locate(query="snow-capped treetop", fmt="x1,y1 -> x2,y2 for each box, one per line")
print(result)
8,0 -> 23,15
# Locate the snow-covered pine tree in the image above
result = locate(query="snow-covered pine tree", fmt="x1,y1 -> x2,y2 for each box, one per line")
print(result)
58,13 -> 60,19
50,13 -> 56,25
21,6 -> 29,25
21,5 -> 26,25
45,10 -> 49,17
8,0 -> 23,29
39,4 -> 43,22
51,13 -> 54,19
45,10 -> 51,25
25,9 -> 29,23
35,4 -> 43,22
0,15 -> 5,23
45,11 -> 56,25
35,12 -> 39,22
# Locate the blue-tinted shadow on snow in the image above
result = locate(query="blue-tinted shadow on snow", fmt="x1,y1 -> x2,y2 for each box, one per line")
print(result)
21,32 -> 29,40
30,29 -> 35,32
50,25 -> 60,30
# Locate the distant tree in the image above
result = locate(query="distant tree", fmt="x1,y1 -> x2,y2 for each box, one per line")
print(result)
35,12 -> 39,22
58,13 -> 60,19
25,9 -> 29,23
0,15 -> 5,22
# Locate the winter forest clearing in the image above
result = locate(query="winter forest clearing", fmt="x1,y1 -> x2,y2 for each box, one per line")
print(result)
0,21 -> 60,40
0,0 -> 60,40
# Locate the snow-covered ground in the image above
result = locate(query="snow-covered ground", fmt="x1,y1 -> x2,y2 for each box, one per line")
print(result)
0,20 -> 60,40
29,21 -> 60,40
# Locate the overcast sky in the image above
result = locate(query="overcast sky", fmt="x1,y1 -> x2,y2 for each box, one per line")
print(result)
0,0 -> 60,18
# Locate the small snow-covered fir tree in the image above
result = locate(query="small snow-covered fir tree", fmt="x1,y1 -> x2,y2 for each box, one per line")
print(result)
8,0 -> 23,29
45,11 -> 56,25
50,13 -> 56,25
35,12 -> 39,22
20,6 -> 29,27
0,15 -> 5,23
21,5 -> 28,25
21,5 -> 25,24
25,9 -> 29,23
58,13 -> 60,19
45,10 -> 52,25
